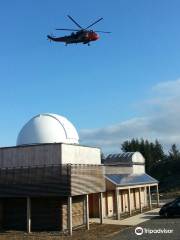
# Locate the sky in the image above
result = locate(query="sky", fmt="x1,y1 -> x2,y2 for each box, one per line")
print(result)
1,0 -> 180,153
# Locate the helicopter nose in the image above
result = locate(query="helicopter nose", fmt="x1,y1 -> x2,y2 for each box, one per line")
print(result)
89,32 -> 100,41
94,33 -> 99,40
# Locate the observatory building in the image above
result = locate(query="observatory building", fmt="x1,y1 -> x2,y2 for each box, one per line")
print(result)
0,113 -> 159,234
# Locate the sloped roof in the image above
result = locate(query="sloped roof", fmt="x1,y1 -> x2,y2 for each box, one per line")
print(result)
104,152 -> 145,165
106,173 -> 158,186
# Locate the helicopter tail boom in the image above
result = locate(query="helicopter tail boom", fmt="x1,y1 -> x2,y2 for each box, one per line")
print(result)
47,35 -> 65,42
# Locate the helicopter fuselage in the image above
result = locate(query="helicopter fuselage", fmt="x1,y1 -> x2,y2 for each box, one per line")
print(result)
47,30 -> 99,45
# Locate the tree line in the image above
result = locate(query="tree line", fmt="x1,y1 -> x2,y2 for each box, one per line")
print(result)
121,139 -> 180,191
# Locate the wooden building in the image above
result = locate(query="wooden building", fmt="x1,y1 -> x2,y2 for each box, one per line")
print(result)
89,152 -> 159,220
0,143 -> 105,234
0,113 -> 159,235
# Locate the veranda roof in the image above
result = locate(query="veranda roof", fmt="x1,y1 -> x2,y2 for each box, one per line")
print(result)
106,173 -> 158,186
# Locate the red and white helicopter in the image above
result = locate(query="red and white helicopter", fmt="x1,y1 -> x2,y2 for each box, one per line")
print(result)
47,15 -> 110,46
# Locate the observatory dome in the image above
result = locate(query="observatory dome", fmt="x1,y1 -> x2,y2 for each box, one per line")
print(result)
16,113 -> 79,146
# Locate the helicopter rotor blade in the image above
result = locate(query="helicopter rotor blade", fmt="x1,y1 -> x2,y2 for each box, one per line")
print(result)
56,28 -> 79,31
94,30 -> 111,33
85,17 -> 103,29
67,15 -> 83,29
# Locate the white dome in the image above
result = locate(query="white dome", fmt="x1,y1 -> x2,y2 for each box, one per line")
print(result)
16,113 -> 79,146
132,152 -> 145,163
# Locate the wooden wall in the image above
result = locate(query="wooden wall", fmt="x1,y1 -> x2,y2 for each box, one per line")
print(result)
0,144 -> 105,197
0,164 -> 105,197
71,165 -> 105,196
72,196 -> 84,227
1,196 -> 86,231
0,144 -> 61,168
105,165 -> 132,175
31,198 -> 65,231
61,195 -> 85,230
89,193 -> 99,218
0,165 -> 70,197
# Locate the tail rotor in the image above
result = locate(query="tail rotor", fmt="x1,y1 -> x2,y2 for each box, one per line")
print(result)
47,33 -> 55,42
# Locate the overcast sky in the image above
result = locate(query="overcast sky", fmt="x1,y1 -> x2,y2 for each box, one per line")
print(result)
0,0 -> 180,153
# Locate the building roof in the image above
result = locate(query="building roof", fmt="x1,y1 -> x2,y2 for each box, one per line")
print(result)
106,173 -> 158,186
104,152 -> 145,165
17,113 -> 79,146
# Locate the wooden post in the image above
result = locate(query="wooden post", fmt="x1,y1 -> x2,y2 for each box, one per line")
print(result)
27,197 -> 31,233
128,188 -> 131,216
115,188 -> 120,220
99,192 -> 103,224
85,195 -> 89,230
144,186 -> 147,207
148,185 -> 152,209
68,196 -> 72,236
139,187 -> 142,213
156,184 -> 160,207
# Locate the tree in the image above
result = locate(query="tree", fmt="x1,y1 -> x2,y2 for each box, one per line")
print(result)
168,144 -> 180,161
101,152 -> 106,163
121,138 -> 165,173
121,139 -> 180,192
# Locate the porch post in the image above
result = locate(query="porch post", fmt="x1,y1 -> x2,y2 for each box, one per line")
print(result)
85,194 -> 89,230
144,186 -> 148,207
138,187 -> 142,213
99,192 -> 103,224
68,196 -> 72,236
156,184 -> 160,207
148,185 -> 152,209
128,188 -> 131,216
27,197 -> 31,233
115,188 -> 120,220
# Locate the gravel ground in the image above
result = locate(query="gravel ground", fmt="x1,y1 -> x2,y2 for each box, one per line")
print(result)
0,223 -> 128,240
112,216 -> 180,240
0,217 -> 179,240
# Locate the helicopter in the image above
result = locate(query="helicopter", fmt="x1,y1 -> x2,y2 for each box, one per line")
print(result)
47,15 -> 110,46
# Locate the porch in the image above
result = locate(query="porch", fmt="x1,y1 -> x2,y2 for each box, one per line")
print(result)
89,173 -> 159,221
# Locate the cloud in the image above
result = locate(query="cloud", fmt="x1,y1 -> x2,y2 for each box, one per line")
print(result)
153,78 -> 180,96
79,78 -> 180,154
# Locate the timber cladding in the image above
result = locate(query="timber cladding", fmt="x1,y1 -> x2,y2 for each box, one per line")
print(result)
105,165 -> 132,175
72,197 -> 84,227
71,165 -> 105,195
1,196 -> 85,231
0,143 -> 105,197
0,165 -> 71,197
0,164 -> 105,197
62,195 -> 85,230
0,144 -> 61,168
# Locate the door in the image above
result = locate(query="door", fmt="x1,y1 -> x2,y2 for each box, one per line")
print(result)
124,191 -> 129,212
107,191 -> 114,217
